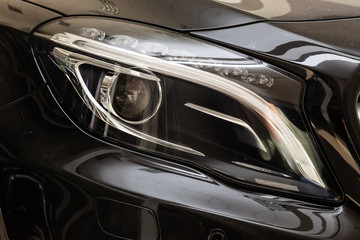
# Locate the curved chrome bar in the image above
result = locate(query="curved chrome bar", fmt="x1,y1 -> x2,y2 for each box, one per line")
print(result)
42,32 -> 325,188
52,47 -> 205,157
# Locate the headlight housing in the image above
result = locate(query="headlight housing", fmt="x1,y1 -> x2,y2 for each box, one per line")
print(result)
33,17 -> 341,201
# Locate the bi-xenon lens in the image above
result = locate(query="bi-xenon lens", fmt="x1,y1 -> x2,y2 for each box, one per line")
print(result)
114,75 -> 151,119
113,75 -> 159,121
33,17 -> 340,200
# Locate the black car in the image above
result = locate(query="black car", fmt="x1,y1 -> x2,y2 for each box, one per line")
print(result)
1,0 -> 360,239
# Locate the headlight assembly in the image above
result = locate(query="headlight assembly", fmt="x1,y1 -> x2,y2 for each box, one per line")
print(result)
33,17 -> 341,201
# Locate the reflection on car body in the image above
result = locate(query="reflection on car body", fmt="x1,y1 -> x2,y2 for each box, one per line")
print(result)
1,0 -> 360,239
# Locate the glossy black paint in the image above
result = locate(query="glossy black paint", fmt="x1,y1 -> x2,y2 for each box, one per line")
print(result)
0,0 -> 60,33
0,0 -> 360,240
26,0 -> 360,30
0,26 -> 42,108
27,0 -> 261,31
0,0 -> 59,107
193,19 -> 360,206
3,87 -> 360,239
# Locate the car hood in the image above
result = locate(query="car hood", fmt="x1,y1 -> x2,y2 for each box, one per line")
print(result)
28,0 -> 360,30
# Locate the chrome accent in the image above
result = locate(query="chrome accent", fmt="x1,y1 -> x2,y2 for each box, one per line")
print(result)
42,32 -> 325,188
255,178 -> 299,192
185,102 -> 267,152
0,209 -> 9,240
52,47 -> 204,157
232,161 -> 291,178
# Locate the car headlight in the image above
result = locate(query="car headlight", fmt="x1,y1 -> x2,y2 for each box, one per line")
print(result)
32,17 -> 341,201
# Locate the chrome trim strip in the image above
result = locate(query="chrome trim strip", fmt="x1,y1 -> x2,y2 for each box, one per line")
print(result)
52,47 -> 204,157
43,32 -> 325,187
99,73 -> 119,114
232,161 -> 291,178
255,178 -> 299,192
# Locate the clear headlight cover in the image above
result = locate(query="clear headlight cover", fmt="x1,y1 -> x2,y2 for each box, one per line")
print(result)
33,17 -> 341,201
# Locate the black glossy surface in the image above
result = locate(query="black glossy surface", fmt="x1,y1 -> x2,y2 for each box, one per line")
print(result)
1,0 -> 360,239
27,0 -> 260,30
0,26 -> 45,108
0,37 -> 357,237
96,198 -> 158,239
0,87 -> 360,239
210,0 -> 360,21
192,19 -> 360,206
0,0 -> 59,107
27,0 -> 360,31
0,0 -> 60,33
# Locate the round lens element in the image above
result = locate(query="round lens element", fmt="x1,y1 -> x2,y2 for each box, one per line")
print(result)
112,74 -> 161,123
